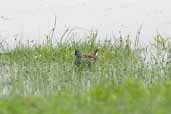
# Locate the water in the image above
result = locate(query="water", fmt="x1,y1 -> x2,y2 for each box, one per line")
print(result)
0,0 -> 171,47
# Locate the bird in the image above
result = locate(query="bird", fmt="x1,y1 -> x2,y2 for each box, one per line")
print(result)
81,49 -> 98,60
74,49 -> 99,67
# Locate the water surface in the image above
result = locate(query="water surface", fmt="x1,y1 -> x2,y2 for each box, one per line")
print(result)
0,0 -> 171,47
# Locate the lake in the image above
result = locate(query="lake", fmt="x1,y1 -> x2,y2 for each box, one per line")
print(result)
0,0 -> 171,48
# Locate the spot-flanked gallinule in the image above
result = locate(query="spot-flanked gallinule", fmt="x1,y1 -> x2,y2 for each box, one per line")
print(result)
74,49 -> 99,67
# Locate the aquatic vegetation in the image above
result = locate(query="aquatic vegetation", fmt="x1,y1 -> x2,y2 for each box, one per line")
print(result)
0,32 -> 171,113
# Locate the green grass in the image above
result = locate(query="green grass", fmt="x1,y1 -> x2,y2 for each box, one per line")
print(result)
0,81 -> 171,114
0,35 -> 171,114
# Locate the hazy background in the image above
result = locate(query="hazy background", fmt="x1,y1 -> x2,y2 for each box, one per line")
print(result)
0,0 -> 171,47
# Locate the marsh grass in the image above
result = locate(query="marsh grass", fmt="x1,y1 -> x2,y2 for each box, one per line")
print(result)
0,31 -> 171,113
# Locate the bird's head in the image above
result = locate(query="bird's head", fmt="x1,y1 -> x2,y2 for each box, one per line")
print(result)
74,50 -> 81,57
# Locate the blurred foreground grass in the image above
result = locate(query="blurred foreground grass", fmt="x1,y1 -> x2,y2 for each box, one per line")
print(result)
0,80 -> 171,114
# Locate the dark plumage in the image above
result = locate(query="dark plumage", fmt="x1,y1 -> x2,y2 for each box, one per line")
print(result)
74,50 -> 82,65
74,49 -> 98,67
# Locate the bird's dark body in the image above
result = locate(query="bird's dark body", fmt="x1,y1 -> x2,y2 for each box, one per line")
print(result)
74,49 -> 98,67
